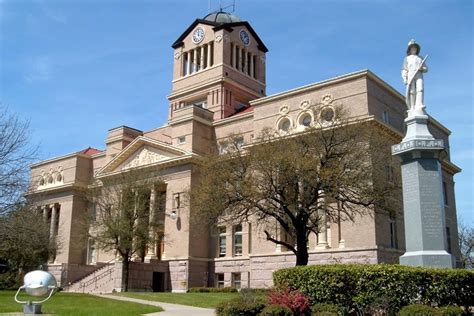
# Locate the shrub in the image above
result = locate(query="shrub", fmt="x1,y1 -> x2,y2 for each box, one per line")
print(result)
398,304 -> 438,316
188,286 -> 237,293
260,304 -> 293,316
273,264 -> 474,313
311,303 -> 342,315
268,287 -> 311,315
438,306 -> 463,316
216,297 -> 265,316
0,271 -> 23,290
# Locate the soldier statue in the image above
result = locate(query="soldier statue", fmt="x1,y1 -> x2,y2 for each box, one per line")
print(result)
401,39 -> 428,114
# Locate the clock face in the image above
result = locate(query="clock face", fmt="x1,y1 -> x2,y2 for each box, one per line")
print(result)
239,29 -> 250,46
192,27 -> 205,44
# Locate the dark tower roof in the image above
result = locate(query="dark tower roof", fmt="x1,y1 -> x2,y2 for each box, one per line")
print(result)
171,11 -> 268,53
203,11 -> 241,24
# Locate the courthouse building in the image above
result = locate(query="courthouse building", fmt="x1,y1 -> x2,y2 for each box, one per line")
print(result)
27,11 -> 461,292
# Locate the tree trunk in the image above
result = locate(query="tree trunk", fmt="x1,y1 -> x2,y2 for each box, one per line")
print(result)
295,228 -> 309,266
122,259 -> 130,292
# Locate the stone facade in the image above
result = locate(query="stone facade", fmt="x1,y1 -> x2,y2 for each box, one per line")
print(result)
26,11 -> 462,292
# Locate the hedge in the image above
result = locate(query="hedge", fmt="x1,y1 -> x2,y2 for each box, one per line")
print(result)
398,304 -> 464,316
188,286 -> 238,293
215,297 -> 265,316
273,264 -> 473,313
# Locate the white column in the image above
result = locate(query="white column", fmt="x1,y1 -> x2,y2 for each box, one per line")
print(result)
316,211 -> 329,249
193,49 -> 198,73
42,205 -> 48,223
145,187 -> 158,262
200,45 -> 205,70
275,221 -> 282,252
49,204 -> 58,240
187,51 -> 192,75
250,54 -> 254,78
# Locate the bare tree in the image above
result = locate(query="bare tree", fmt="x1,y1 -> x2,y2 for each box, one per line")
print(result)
0,107 -> 36,214
0,203 -> 56,273
191,105 -> 400,266
88,169 -> 164,291
458,220 -> 473,269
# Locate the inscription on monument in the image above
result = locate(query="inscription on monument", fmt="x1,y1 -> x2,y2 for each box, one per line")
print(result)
392,139 -> 444,155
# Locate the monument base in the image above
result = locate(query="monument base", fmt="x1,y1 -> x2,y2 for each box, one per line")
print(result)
23,303 -> 42,315
400,250 -> 454,268
402,113 -> 434,142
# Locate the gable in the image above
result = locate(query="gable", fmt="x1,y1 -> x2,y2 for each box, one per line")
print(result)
118,145 -> 179,170
96,136 -> 193,177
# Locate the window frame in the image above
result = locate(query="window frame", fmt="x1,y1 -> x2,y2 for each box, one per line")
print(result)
233,224 -> 243,257
218,227 -> 226,257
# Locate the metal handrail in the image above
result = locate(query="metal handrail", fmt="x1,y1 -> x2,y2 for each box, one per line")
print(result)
63,258 -> 116,291
79,263 -> 115,293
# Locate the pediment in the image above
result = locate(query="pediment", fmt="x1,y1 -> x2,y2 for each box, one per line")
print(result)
118,145 -> 179,170
96,137 -> 191,176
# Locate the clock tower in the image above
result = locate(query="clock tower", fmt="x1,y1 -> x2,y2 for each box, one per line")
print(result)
168,11 -> 268,121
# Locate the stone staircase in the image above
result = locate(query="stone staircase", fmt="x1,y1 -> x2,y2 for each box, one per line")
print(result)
64,263 -> 116,294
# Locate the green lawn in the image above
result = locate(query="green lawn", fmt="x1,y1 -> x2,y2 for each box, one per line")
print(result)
117,292 -> 241,308
0,290 -> 162,315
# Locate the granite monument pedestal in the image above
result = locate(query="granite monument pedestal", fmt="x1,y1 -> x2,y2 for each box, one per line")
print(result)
392,114 -> 454,268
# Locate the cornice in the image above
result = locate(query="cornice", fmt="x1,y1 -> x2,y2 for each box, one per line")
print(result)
30,152 -> 90,168
95,154 -> 202,179
213,111 -> 253,127
25,182 -> 88,197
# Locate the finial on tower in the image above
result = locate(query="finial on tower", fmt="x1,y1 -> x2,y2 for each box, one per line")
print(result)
208,0 -> 236,13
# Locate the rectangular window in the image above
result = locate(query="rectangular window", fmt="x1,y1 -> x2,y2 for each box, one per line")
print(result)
219,141 -> 229,155
247,52 -> 251,76
382,111 -> 390,124
177,136 -> 186,144
190,50 -> 195,74
230,43 -> 234,67
236,47 -> 240,70
232,273 -> 241,289
389,218 -> 397,249
446,226 -> 452,253
173,193 -> 182,209
443,181 -> 449,206
252,55 -> 257,78
235,137 -> 244,150
196,48 -> 201,72
209,41 -> 214,67
234,224 -> 243,256
187,99 -> 208,109
183,52 -> 188,76
218,227 -> 226,257
216,273 -> 224,288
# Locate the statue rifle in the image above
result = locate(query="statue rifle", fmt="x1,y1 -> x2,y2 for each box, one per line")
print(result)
407,54 -> 428,86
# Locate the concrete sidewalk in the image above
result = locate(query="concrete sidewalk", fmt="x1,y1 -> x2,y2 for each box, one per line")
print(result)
96,294 -> 215,316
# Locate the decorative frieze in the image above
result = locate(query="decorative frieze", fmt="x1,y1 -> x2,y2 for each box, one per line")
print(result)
38,166 -> 64,189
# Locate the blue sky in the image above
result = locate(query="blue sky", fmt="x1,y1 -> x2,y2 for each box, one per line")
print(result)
0,0 -> 472,223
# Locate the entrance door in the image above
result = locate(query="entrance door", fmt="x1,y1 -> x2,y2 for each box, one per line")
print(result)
152,272 -> 165,292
